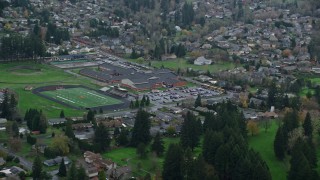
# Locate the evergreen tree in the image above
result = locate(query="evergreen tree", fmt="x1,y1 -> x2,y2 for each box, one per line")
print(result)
162,143 -> 184,180
136,143 -> 147,158
116,129 -> 129,146
77,165 -> 88,180
303,112 -> 313,138
180,111 -> 200,151
288,151 -> 314,180
267,81 -> 277,108
0,91 -> 10,119
94,123 -> 111,152
87,110 -> 95,122
130,100 -> 134,109
151,133 -> 164,156
60,110 -> 65,118
58,158 -> 67,177
11,121 -> 19,137
146,96 -> 150,106
32,155 -> 42,179
203,130 -> 223,165
65,120 -> 75,139
194,94 -> 202,107
135,99 -> 140,108
68,162 -> 77,180
274,127 -> 285,160
131,109 -> 151,146
98,170 -> 106,180
39,113 -> 48,134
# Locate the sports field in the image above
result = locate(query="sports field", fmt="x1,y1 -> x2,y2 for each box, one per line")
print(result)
40,87 -> 122,108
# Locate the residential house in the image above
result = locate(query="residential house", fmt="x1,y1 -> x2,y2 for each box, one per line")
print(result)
83,151 -> 116,171
43,156 -> 71,167
0,157 -> 5,166
194,56 -> 212,65
0,118 -> 7,131
48,118 -> 66,126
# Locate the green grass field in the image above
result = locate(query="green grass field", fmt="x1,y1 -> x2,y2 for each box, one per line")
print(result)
40,87 -> 122,108
151,59 -> 235,73
128,58 -> 235,73
0,62 -> 101,118
103,138 -> 180,177
249,120 -> 289,180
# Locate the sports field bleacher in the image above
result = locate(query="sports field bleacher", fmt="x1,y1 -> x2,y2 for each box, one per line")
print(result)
40,87 -> 122,108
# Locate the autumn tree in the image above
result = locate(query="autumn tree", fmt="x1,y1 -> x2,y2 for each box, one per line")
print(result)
247,120 -> 259,136
51,135 -> 70,155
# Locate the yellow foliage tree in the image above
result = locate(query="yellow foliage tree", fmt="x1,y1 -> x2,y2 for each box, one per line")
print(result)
50,135 -> 69,155
247,120 -> 259,136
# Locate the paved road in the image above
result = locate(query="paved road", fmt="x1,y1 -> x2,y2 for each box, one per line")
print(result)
0,145 -> 33,171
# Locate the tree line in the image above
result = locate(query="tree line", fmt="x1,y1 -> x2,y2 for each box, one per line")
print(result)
274,111 -> 319,179
163,101 -> 271,180
0,33 -> 46,60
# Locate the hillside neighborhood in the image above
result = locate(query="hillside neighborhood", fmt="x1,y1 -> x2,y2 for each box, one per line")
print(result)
1,0 -> 320,179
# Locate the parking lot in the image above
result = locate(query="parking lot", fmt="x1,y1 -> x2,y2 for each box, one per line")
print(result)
144,87 -> 222,104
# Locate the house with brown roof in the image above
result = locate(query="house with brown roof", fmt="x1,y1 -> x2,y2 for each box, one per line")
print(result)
84,151 -> 117,171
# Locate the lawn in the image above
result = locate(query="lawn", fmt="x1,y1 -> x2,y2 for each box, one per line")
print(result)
40,87 -> 123,109
151,59 -> 235,73
0,62 -> 100,118
248,120 -> 289,180
103,137 -> 180,177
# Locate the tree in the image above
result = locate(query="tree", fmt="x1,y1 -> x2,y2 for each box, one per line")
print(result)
267,82 -> 277,108
27,134 -> 37,145
65,120 -> 75,139
180,111 -> 201,151
9,138 -> 21,152
77,165 -> 88,180
203,130 -> 223,165
129,100 -> 134,109
274,127 -> 285,160
68,162 -> 77,180
87,110 -> 95,122
116,129 -> 129,146
32,155 -> 42,179
247,120 -> 259,136
146,96 -> 150,106
94,123 -> 111,152
58,158 -> 67,177
98,170 -> 106,180
38,112 -> 48,134
136,143 -> 147,158
0,91 -> 10,119
60,110 -> 65,118
151,133 -> 164,156
131,109 -> 151,146
303,112 -> 313,138
51,135 -> 70,155
288,150 -> 314,180
11,121 -> 19,137
135,99 -> 140,108
162,143 -> 184,180
194,94 -> 202,107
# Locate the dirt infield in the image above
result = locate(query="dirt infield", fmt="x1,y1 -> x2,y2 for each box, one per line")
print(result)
33,85 -> 129,111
